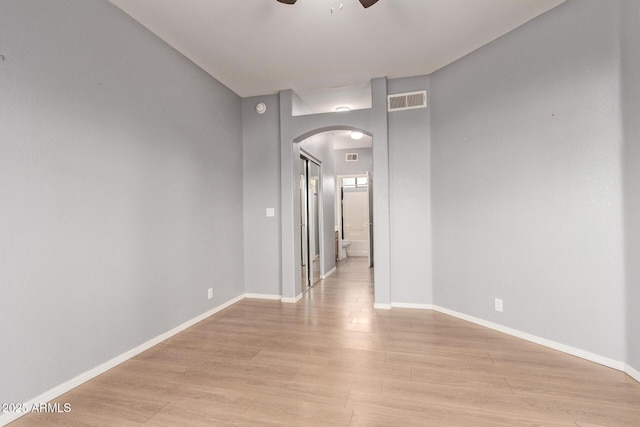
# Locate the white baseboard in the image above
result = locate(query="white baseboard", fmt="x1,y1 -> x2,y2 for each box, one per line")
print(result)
373,303 -> 392,310
281,293 -> 303,304
0,294 -> 245,427
321,267 -> 336,279
244,293 -> 282,300
347,251 -> 369,257
4,294 -> 636,427
391,302 -> 434,310
431,305 -> 626,372
626,364 -> 640,382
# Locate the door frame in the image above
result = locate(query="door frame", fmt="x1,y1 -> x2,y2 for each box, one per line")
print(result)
336,173 -> 373,262
300,150 -> 324,290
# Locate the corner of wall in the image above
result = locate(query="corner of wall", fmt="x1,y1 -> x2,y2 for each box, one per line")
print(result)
620,0 -> 640,375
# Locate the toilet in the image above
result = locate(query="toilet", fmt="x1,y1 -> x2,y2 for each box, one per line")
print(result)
341,240 -> 352,259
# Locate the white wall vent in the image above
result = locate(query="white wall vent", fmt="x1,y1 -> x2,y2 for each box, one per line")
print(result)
387,90 -> 427,112
346,153 -> 358,162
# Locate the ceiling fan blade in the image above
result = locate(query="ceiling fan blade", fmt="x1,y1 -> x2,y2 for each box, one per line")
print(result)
358,0 -> 379,7
276,0 -> 297,4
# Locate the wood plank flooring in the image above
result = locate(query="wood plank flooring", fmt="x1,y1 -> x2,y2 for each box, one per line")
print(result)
10,257 -> 640,426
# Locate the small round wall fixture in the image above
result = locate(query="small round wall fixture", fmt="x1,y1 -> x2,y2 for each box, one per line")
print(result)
350,131 -> 364,140
256,102 -> 267,114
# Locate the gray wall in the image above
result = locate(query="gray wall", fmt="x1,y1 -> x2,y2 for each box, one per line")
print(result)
0,0 -> 244,406
431,0 -> 625,360
242,95 -> 282,296
622,0 -> 640,372
334,147 -> 373,176
2,1 -> 636,412
388,76 -> 432,305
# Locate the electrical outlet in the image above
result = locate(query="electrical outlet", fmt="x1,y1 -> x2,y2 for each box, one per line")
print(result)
495,298 -> 503,312
208,288 -> 213,300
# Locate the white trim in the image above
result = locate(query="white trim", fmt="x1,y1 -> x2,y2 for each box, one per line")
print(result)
244,293 -> 282,300
299,148 -> 322,165
281,293 -> 303,304
320,267 -> 336,279
391,302 -> 434,310
0,294 -> 245,427
373,302 -> 637,383
431,305 -> 626,371
317,162 -> 325,286
626,364 -> 640,383
387,90 -> 427,112
373,303 -> 392,310
346,250 -> 369,257
300,153 -> 325,291
335,173 -> 371,262
4,294 -> 636,427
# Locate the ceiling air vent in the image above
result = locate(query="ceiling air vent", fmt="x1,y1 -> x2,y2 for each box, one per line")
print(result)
387,90 -> 427,112
346,153 -> 358,162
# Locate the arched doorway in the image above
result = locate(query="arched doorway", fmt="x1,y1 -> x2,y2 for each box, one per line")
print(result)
295,130 -> 373,296
278,78 -> 391,307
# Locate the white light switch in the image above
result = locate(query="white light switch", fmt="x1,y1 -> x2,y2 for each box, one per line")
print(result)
266,208 -> 275,217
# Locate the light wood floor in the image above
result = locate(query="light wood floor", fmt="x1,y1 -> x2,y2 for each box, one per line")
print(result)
11,257 -> 640,426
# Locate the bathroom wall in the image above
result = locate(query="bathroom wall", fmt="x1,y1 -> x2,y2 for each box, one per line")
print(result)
342,188 -> 370,257
0,0 -> 244,407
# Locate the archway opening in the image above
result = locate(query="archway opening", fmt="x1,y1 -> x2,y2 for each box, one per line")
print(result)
292,128 -> 374,297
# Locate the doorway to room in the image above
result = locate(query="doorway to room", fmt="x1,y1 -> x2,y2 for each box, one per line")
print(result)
337,173 -> 374,268
279,79 -> 388,306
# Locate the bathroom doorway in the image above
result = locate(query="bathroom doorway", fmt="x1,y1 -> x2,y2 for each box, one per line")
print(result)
300,155 -> 322,292
337,174 -> 373,267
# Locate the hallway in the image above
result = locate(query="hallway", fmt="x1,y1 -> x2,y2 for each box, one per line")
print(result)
11,258 -> 640,426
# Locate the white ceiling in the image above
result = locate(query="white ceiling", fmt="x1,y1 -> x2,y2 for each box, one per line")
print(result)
294,82 -> 373,115
110,0 -> 565,100
331,130 -> 373,150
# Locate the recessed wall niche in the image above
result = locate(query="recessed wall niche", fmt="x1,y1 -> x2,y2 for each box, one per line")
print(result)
292,81 -> 372,116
